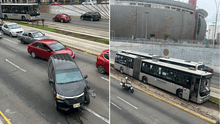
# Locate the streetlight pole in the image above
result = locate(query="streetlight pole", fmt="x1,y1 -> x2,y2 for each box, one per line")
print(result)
213,0 -> 220,48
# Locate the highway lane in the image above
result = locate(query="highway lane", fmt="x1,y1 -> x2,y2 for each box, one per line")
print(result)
40,13 -> 109,30
0,34 -> 109,124
110,50 -> 220,89
110,78 -> 209,124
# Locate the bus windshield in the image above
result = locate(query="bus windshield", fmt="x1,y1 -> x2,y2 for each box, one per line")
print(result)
200,77 -> 211,97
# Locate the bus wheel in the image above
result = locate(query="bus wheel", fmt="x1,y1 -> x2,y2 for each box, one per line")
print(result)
142,77 -> 148,84
22,16 -> 26,21
120,67 -> 123,74
4,15 -> 8,20
177,90 -> 183,98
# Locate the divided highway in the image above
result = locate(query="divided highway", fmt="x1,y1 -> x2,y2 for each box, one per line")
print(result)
110,78 -> 209,124
40,13 -> 109,30
0,35 -> 109,124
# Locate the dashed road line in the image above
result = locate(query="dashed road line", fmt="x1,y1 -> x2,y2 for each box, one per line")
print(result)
111,102 -> 122,110
4,38 -> 18,44
0,111 -> 12,124
5,59 -> 27,72
101,77 -> 109,81
83,106 -> 109,123
117,96 -> 138,110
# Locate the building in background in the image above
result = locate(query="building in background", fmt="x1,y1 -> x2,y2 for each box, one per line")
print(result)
110,0 -> 208,41
207,25 -> 220,41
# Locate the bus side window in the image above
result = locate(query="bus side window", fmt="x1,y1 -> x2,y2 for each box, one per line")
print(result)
151,65 -> 159,76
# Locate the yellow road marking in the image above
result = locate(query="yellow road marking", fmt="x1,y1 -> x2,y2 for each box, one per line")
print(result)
0,111 -> 12,124
111,76 -> 216,124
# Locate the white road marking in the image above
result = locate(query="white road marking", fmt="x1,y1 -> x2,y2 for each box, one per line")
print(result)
4,38 -> 18,44
101,77 -> 109,81
117,96 -> 138,110
84,106 -> 109,123
5,59 -> 27,72
111,102 -> 122,110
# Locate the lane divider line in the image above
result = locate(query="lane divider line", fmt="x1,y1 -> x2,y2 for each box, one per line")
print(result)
5,59 -> 27,72
117,96 -> 138,110
0,111 -> 12,124
83,106 -> 109,124
111,76 -> 216,124
101,77 -> 109,82
110,102 -> 122,110
4,38 -> 18,44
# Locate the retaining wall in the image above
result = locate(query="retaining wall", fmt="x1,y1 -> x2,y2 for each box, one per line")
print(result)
110,41 -> 220,73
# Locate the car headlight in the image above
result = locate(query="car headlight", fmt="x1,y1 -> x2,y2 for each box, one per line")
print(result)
56,94 -> 66,100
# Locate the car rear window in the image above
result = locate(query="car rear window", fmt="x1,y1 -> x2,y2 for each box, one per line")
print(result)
56,69 -> 83,83
104,54 -> 109,60
63,14 -> 69,17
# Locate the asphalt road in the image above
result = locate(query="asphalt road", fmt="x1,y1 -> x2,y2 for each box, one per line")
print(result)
0,34 -> 109,124
40,13 -> 109,30
110,50 -> 220,89
110,78 -> 209,124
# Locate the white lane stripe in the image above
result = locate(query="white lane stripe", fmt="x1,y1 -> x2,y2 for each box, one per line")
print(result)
4,38 -> 18,44
111,102 -> 122,110
5,59 -> 27,72
84,106 -> 109,123
101,77 -> 109,81
117,96 -> 138,110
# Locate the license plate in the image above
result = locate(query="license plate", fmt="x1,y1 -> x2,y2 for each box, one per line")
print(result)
73,103 -> 80,108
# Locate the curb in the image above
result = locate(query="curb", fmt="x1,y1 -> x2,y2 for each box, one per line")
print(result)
0,111 -> 12,124
211,86 -> 220,89
64,44 -> 100,56
111,76 -> 216,124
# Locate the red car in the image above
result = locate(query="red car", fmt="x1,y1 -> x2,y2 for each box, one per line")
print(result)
96,49 -> 109,74
51,2 -> 62,5
53,14 -> 71,23
27,39 -> 75,60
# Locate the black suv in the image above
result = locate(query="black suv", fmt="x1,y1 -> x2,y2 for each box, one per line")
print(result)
80,12 -> 101,21
48,53 -> 90,111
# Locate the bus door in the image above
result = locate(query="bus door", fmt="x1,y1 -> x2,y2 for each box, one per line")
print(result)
133,57 -> 142,79
182,88 -> 190,100
182,75 -> 192,100
122,57 -> 129,75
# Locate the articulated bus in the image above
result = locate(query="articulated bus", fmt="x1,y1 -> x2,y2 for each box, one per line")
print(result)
121,50 -> 205,71
114,52 -> 212,103
0,3 -> 41,21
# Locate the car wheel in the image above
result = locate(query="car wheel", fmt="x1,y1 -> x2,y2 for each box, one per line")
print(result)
55,101 -> 59,110
4,15 -> 8,20
84,93 -> 90,104
98,65 -> 105,74
2,30 -> 5,35
61,19 -> 63,23
10,33 -> 13,38
20,39 -> 25,44
91,18 -> 93,21
22,16 -> 26,21
53,18 -> 55,22
31,51 -> 36,58
177,90 -> 183,98
130,89 -> 134,93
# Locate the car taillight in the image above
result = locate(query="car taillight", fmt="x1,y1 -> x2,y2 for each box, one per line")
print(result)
94,15 -> 96,16
209,70 -> 211,72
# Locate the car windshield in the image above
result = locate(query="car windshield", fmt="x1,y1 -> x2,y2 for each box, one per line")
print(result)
63,14 -> 69,17
104,54 -> 109,60
49,42 -> 65,51
8,24 -> 21,29
56,69 -> 83,83
33,32 -> 44,38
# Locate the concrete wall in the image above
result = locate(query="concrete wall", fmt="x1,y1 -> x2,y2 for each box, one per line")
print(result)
110,5 -> 197,40
110,41 -> 220,73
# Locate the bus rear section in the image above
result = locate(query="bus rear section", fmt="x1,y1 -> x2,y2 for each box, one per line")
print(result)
114,52 -> 212,104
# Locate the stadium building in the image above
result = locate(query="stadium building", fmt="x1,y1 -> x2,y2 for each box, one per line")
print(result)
110,0 -> 208,41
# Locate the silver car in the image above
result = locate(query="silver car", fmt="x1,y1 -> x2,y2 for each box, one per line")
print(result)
2,23 -> 24,37
17,30 -> 52,44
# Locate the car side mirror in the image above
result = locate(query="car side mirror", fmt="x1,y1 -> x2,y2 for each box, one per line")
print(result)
84,75 -> 88,79
47,49 -> 51,52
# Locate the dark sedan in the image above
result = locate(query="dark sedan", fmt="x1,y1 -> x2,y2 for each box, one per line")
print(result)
18,30 -> 52,44
80,12 -> 101,21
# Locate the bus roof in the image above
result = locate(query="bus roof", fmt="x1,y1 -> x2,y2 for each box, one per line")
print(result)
142,59 -> 211,76
159,57 -> 203,66
1,3 -> 38,6
122,50 -> 159,58
116,52 -> 137,58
